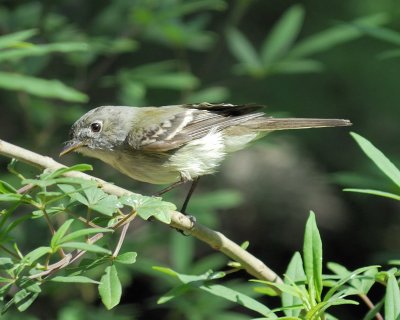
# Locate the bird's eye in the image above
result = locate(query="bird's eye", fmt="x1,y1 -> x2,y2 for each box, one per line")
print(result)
90,121 -> 102,133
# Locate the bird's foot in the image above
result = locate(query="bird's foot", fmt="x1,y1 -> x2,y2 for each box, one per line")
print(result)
178,214 -> 196,236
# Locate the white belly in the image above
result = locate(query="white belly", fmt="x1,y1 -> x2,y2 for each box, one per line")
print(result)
79,131 -> 226,185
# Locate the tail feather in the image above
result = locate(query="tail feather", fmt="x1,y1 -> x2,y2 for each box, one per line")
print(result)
246,118 -> 352,131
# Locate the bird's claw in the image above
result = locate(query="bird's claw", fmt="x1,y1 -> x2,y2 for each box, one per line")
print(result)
179,214 -> 196,236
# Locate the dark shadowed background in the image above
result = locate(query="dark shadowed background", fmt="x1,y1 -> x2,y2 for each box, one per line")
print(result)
0,0 -> 399,319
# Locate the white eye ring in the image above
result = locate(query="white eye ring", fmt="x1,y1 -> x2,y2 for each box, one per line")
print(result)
90,121 -> 102,133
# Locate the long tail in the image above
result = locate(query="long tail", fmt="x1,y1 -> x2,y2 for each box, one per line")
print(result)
246,117 -> 352,131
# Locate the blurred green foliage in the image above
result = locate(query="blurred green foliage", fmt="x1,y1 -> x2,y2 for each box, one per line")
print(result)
0,0 -> 399,318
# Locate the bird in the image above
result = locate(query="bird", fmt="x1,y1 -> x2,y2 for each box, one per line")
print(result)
60,103 -> 351,213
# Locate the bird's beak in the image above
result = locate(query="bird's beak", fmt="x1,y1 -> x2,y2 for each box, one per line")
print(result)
59,140 -> 85,157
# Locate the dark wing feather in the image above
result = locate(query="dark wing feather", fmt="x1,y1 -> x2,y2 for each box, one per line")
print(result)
128,103 -> 265,152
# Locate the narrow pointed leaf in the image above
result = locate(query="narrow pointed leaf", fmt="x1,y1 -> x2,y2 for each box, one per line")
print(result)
51,219 -> 74,249
350,132 -> 400,188
261,5 -> 304,64
0,72 -> 88,102
21,246 -> 52,265
283,252 -> 306,317
343,188 -> 400,201
385,273 -> 400,320
51,275 -> 99,284
0,42 -> 88,62
226,28 -> 262,70
200,284 -> 276,318
289,14 -> 387,58
303,211 -> 323,301
0,29 -> 37,49
60,242 -> 111,254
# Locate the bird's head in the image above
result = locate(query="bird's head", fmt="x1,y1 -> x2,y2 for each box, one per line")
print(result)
60,106 -> 132,156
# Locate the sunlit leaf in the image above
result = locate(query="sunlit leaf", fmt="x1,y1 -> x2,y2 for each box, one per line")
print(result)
385,273 -> 400,320
0,29 -> 37,49
51,275 -> 100,284
21,246 -> 52,265
350,132 -> 400,188
119,194 -> 175,223
343,188 -> 400,201
303,211 -> 323,302
283,252 -> 306,317
0,72 -> 88,102
0,42 -> 88,62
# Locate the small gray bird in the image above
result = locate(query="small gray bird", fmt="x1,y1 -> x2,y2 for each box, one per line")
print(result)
61,103 -> 351,212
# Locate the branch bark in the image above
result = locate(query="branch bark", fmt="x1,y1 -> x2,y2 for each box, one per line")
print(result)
0,139 -> 283,285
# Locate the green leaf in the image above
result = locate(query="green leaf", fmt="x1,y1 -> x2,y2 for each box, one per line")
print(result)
343,188 -> 400,201
119,194 -> 175,223
60,227 -> 113,244
0,29 -> 37,49
154,267 -> 273,316
0,180 -> 18,194
323,265 -> 379,302
59,183 -> 122,216
51,219 -> 74,249
84,187 -> 121,216
385,273 -> 400,320
350,132 -> 400,188
200,284 -> 276,318
271,59 -> 324,74
21,246 -> 52,265
355,25 -> 400,46
0,258 -> 13,270
289,14 -> 387,58
327,262 -> 377,295
0,193 -> 23,202
303,211 -> 323,302
0,42 -> 88,62
51,275 -> 99,284
99,265 -> 122,310
171,231 -> 194,271
157,283 -> 192,304
226,28 -> 262,72
44,164 -> 93,179
14,289 -> 39,312
261,5 -> 304,64
283,252 -> 306,317
60,242 -> 111,254
0,72 -> 88,102
114,252 -> 137,264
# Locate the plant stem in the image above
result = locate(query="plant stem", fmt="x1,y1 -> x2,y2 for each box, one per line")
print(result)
359,294 -> 384,320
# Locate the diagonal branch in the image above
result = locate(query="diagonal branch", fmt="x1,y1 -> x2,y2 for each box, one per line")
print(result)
0,139 -> 283,285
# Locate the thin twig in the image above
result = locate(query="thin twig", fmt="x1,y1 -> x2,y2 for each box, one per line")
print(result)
113,222 -> 130,258
359,294 -> 384,320
0,139 -> 283,285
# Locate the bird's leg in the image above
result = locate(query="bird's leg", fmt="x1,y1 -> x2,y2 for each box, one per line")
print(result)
153,180 -> 185,196
181,177 -> 200,214
152,177 -> 199,235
